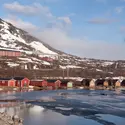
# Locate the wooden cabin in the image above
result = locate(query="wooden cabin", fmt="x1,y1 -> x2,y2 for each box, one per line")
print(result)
81,79 -> 91,87
0,78 -> 15,87
46,79 -> 61,88
104,79 -> 112,87
111,79 -> 120,87
30,80 -> 47,87
14,77 -> 30,87
60,80 -> 70,88
67,81 -> 73,88
89,79 -> 96,88
121,80 -> 125,87
95,79 -> 105,86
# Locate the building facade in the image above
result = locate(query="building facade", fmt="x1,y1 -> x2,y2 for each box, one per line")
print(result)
0,48 -> 21,57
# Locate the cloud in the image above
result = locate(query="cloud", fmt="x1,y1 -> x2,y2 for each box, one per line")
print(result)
58,16 -> 72,24
34,0 -> 61,3
3,15 -> 125,60
87,18 -> 118,24
4,2 -> 53,17
4,15 -> 38,32
120,26 -> 125,33
36,27 -> 125,60
115,6 -> 124,14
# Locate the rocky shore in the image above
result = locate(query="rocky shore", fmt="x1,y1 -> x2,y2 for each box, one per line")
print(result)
0,112 -> 23,125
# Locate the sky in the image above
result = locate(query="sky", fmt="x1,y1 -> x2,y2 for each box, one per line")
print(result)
0,0 -> 125,60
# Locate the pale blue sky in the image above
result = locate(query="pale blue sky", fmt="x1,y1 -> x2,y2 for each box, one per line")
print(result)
0,0 -> 125,60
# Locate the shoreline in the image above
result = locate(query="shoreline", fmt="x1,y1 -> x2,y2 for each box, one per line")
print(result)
0,112 -> 23,125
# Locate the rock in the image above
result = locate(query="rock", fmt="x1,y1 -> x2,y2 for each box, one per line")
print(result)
19,118 -> 23,123
8,120 -> 14,125
12,115 -> 19,122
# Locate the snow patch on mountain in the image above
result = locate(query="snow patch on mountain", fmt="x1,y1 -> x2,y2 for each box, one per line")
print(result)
0,18 -> 58,55
30,41 -> 57,55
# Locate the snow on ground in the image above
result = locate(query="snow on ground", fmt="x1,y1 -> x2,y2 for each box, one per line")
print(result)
96,69 -> 103,72
39,54 -> 57,59
59,65 -> 82,69
0,21 -> 57,55
18,57 -> 33,63
102,61 -> 114,66
7,62 -> 19,67
42,76 -> 83,81
30,41 -> 57,55
0,47 -> 20,51
42,61 -> 51,65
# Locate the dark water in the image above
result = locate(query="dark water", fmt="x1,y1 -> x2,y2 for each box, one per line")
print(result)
0,89 -> 125,125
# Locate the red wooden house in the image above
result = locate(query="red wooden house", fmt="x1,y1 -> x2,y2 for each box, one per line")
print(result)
40,57 -> 54,62
14,77 -> 30,87
0,78 -> 15,87
30,80 -> 47,87
0,48 -> 21,57
121,80 -> 125,87
46,79 -> 61,88
60,80 -> 70,87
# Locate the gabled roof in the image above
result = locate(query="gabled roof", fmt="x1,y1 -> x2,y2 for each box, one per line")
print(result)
13,77 -> 25,80
95,79 -> 105,83
0,78 -> 13,81
59,79 -> 70,84
81,79 -> 91,83
46,79 -> 59,83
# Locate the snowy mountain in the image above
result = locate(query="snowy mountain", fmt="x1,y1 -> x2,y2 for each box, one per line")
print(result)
0,18 -> 125,78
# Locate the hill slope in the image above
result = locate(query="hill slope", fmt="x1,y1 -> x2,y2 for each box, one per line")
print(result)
0,18 -> 125,78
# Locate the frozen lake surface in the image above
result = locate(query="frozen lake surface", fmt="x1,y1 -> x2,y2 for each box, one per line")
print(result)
0,89 -> 125,125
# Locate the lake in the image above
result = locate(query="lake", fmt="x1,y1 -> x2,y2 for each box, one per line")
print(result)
0,89 -> 125,125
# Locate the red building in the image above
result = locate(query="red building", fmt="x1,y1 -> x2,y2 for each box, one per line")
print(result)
14,77 -> 30,87
60,80 -> 70,87
46,79 -> 61,88
0,48 -> 21,57
0,78 -> 15,87
30,80 -> 47,87
40,57 -> 54,62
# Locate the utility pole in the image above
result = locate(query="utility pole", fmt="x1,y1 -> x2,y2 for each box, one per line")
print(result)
67,67 -> 69,79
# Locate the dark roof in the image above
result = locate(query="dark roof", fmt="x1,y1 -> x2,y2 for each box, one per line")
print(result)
0,48 -> 20,52
0,78 -> 13,81
13,77 -> 25,80
46,79 -> 59,83
81,79 -> 91,83
121,79 -> 125,83
59,79 -> 70,84
95,79 -> 105,83
111,79 -> 118,84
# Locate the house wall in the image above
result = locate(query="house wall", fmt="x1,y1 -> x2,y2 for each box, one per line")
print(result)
8,80 -> 15,87
104,81 -> 109,87
0,50 -> 21,57
21,78 -> 30,87
67,82 -> 73,88
55,80 -> 61,87
0,80 -> 8,86
30,81 -> 42,87
89,80 -> 95,88
42,80 -> 48,87
115,81 -> 121,87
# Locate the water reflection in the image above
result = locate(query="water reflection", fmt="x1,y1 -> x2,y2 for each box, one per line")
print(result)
0,89 -> 125,125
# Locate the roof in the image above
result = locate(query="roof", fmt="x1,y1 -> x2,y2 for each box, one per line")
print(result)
95,79 -> 105,83
0,47 -> 21,52
81,79 -> 91,83
59,79 -> 70,84
46,79 -> 59,83
13,77 -> 25,80
0,78 -> 14,81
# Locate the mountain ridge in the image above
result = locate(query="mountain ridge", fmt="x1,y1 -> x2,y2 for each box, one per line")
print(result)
0,18 -> 125,78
